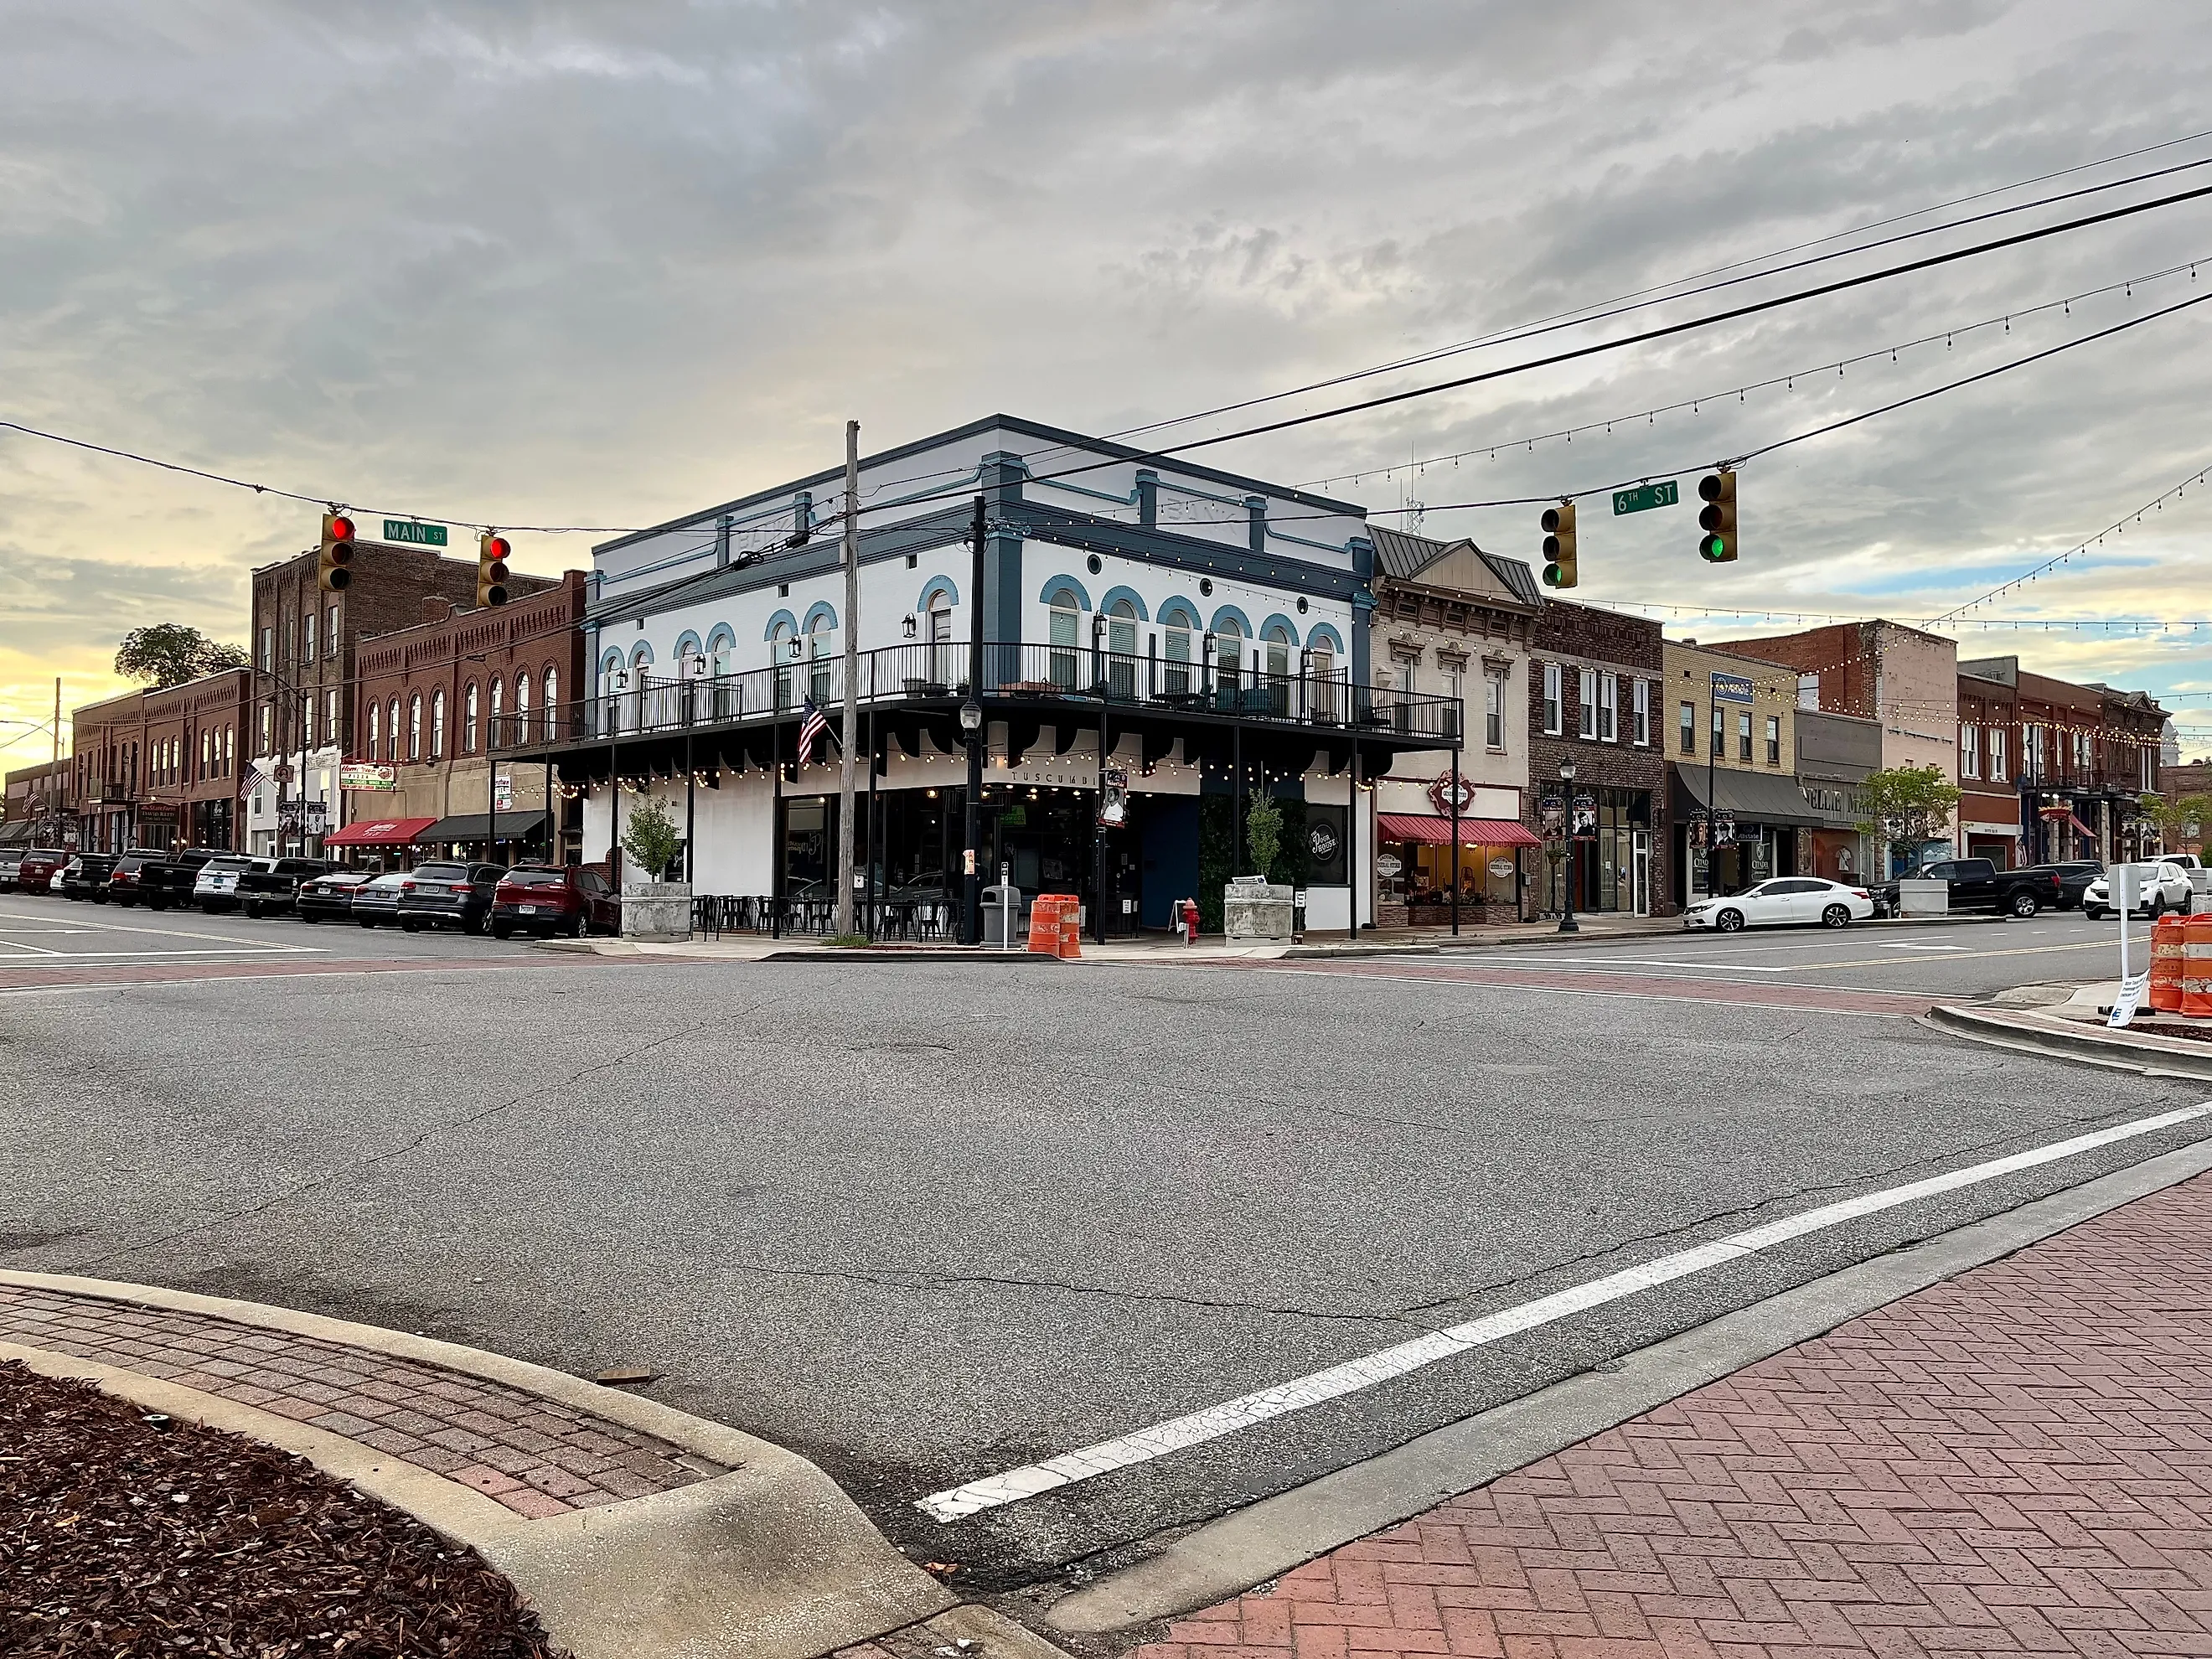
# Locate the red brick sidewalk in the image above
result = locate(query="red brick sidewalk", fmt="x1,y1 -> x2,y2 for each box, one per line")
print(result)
0,1283 -> 723,1518
1132,1174 -> 2212,1658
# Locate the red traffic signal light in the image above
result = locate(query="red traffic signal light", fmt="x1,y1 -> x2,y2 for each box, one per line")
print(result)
318,512 -> 356,592
477,531 -> 512,607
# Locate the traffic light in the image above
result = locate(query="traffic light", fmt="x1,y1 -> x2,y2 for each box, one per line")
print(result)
1541,501 -> 1578,588
318,513 -> 355,592
1698,469 -> 1738,562
477,531 -> 512,607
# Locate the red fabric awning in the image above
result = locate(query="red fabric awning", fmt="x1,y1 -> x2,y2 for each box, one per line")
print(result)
1377,813 -> 1541,848
322,815 -> 438,847
2068,813 -> 2096,838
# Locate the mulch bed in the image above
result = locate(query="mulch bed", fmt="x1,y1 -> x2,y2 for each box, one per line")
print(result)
0,1361 -> 570,1657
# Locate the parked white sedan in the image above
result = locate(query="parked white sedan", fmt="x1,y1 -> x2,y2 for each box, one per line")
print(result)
1682,876 -> 1875,933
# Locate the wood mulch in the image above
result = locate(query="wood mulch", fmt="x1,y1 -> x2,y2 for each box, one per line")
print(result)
0,1360 -> 570,1657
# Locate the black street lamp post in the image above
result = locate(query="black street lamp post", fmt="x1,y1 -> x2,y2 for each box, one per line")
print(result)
1557,760 -> 1579,934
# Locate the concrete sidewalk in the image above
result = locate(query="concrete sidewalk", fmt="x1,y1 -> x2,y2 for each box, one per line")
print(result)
1114,1170 -> 2212,1659
1933,980 -> 2212,1080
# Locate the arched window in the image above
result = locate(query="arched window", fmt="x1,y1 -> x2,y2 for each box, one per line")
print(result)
542,669 -> 558,741
408,693 -> 423,761
488,677 -> 504,749
1213,616 -> 1244,689
224,726 -> 233,775
1262,623 -> 1295,714
807,611 -> 834,703
771,621 -> 795,710
1310,638 -> 1337,721
514,671 -> 531,742
928,594 -> 955,688
1162,614 -> 1193,695
369,701 -> 380,760
386,699 -> 401,762
433,690 -> 449,759
1106,598 -> 1138,698
463,683 -> 478,753
1047,587 -> 1083,690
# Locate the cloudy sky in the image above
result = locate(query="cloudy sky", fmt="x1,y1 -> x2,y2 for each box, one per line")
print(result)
5,0 -> 2211,761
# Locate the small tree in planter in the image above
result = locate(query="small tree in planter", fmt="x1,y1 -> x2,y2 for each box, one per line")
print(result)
620,797 -> 685,885
1245,798 -> 1284,881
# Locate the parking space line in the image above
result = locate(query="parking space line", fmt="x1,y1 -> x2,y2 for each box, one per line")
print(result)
0,907 -> 313,949
1481,955 -> 1791,974
914,1100 -> 2212,1522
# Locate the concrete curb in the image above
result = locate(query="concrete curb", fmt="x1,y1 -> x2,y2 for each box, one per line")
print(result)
0,1270 -> 957,1659
1927,1003 -> 2212,1081
1041,1134 -> 2212,1640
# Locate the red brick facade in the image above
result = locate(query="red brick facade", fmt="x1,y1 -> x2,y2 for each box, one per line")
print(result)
1526,600 -> 1671,916
70,669 -> 253,852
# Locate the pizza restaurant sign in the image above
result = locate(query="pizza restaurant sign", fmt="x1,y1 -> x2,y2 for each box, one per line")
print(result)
1426,772 -> 1479,815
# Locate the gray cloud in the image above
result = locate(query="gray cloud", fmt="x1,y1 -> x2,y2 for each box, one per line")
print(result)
3,0 -> 2209,750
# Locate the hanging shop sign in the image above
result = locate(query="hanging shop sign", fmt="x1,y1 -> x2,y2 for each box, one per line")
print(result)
339,762 -> 397,791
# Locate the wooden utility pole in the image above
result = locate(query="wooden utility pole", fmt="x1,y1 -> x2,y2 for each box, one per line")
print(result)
835,419 -> 861,936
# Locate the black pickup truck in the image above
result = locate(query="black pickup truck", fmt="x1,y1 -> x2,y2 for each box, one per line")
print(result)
236,856 -> 329,918
1871,856 -> 2063,919
108,846 -> 223,911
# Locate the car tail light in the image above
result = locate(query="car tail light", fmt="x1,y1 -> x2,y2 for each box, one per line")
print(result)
401,880 -> 415,892
1851,889 -> 1869,899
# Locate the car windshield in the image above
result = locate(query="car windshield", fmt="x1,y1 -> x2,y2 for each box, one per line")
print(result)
501,869 -> 568,888
206,856 -> 252,871
364,874 -> 409,891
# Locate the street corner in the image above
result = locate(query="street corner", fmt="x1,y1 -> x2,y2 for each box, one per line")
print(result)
0,1273 -> 956,1659
1930,974 -> 2212,1079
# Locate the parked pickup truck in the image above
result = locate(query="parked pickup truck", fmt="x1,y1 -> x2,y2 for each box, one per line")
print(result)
1872,856 -> 2064,919
115,845 -> 225,911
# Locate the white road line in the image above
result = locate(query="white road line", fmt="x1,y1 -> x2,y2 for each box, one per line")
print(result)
0,946 -> 322,962
915,1100 -> 2212,1522
1877,943 -> 1970,953
1481,955 -> 1791,974
0,938 -> 62,956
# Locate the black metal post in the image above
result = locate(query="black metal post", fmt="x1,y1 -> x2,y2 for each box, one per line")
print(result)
964,494 -> 985,946
1558,775 -> 1579,934
866,707 -> 879,941
684,731 -> 695,886
1450,744 -> 1460,937
1349,737 -> 1360,940
1096,703 -> 1109,944
769,705 -> 782,940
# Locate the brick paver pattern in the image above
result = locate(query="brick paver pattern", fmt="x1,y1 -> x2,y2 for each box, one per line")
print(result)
1131,1173 -> 2212,1658
0,1284 -> 724,1518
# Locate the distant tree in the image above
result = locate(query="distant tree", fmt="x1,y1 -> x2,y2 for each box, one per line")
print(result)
1855,764 -> 1963,876
113,624 -> 250,690
2140,790 -> 2212,855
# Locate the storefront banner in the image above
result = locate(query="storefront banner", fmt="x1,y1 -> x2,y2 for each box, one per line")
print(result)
339,762 -> 397,791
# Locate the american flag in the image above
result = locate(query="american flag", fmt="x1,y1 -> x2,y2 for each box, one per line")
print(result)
797,695 -> 830,765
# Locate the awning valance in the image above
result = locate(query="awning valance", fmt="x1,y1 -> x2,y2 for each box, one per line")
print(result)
416,811 -> 550,845
1377,813 -> 1542,847
322,815 -> 439,848
1671,766 -> 1827,828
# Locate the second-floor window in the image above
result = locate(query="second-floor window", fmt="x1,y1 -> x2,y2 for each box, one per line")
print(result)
1598,673 -> 1618,742
431,690 -> 446,759
1765,715 -> 1780,767
325,690 -> 339,747
1680,700 -> 1695,755
259,626 -> 274,671
1485,668 -> 1506,751
463,683 -> 479,754
302,612 -> 315,664
1988,726 -> 2008,783
1961,723 -> 1980,779
1578,668 -> 1598,739
1633,678 -> 1650,747
1543,663 -> 1562,735
368,702 -> 380,759
1737,711 -> 1752,762
408,693 -> 423,762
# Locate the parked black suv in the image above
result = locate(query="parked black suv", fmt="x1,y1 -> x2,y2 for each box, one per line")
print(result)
111,846 -> 225,911
396,862 -> 508,934
2017,860 -> 2103,911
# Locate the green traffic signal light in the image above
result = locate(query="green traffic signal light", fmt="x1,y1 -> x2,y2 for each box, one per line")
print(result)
1699,535 -> 1727,561
1544,562 -> 1567,587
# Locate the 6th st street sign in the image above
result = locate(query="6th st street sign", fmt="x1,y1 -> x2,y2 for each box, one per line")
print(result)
1611,480 -> 1678,515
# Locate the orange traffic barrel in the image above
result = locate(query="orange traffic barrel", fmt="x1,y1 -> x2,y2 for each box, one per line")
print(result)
2184,913 -> 2212,1019
1058,901 -> 1083,960
2150,913 -> 2188,1014
1026,896 -> 1065,954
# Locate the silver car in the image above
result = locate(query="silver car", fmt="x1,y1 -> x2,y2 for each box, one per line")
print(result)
2081,861 -> 2194,919
193,855 -> 261,913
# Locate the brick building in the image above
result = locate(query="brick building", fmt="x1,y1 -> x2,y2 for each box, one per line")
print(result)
246,531 -> 558,855
1364,526 -> 1543,923
337,573 -> 590,865
1956,656 -> 2162,866
2,758 -> 74,847
1715,620 -> 1959,778
1661,640 -> 1810,900
1525,599 -> 1668,917
70,669 -> 253,853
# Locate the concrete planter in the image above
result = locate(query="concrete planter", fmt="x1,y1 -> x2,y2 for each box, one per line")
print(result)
1224,880 -> 1295,941
1897,877 -> 1950,917
623,881 -> 694,942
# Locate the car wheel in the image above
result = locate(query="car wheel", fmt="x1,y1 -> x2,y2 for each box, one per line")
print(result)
2009,892 -> 2040,918
465,909 -> 488,937
2085,906 -> 2105,921
359,917 -> 378,928
1715,907 -> 1745,933
300,911 -> 318,923
401,919 -> 421,933
568,913 -> 587,939
491,920 -> 513,941
1822,903 -> 1851,928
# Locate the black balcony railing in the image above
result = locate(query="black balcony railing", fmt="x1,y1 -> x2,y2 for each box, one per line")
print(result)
525,641 -> 1462,749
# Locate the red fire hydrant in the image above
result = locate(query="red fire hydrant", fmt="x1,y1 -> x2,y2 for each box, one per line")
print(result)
1180,898 -> 1200,944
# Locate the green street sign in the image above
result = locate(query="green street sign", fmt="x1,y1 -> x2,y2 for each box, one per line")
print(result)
1611,480 -> 1679,516
382,519 -> 449,547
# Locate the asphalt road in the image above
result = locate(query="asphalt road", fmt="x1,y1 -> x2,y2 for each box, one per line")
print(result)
1,898 -> 2198,1587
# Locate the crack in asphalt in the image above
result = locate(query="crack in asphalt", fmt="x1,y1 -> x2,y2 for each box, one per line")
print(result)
78,990 -> 806,1270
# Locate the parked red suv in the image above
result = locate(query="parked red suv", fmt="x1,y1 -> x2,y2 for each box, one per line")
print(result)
13,848 -> 69,893
490,866 -> 619,939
